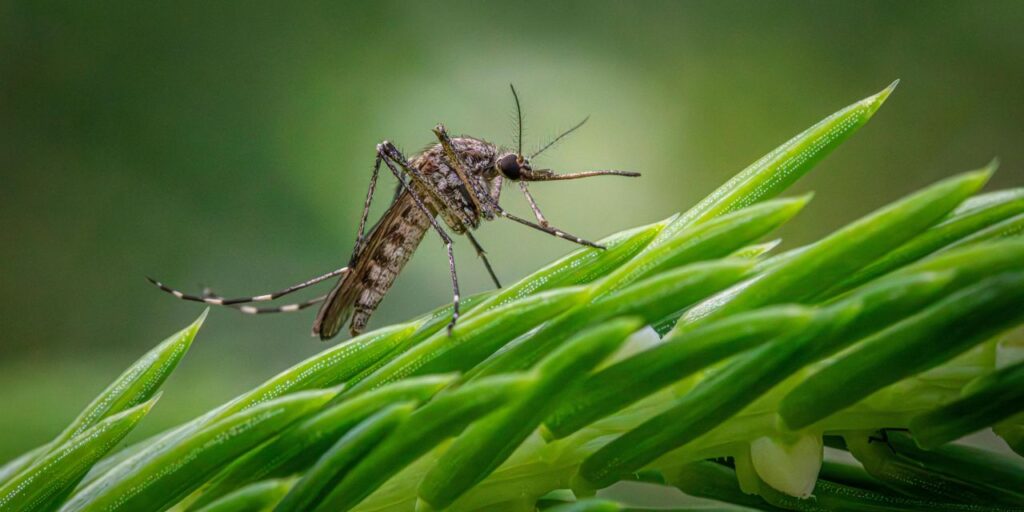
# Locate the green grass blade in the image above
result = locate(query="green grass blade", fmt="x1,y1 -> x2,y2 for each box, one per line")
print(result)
0,447 -> 47,485
190,478 -> 293,512
657,81 -> 896,241
577,271 -> 953,489
674,169 -> 992,332
59,311 -> 203,441
307,374 -> 533,511
541,499 -> 623,512
780,272 -> 1024,430
597,195 -> 811,294
275,403 -> 414,512
939,211 -> 1024,252
545,305 -> 814,439
417,318 -> 641,510
348,287 -> 588,393
910,359 -> 1024,449
470,259 -> 754,380
187,376 -> 453,510
845,431 -> 1024,505
77,322 -> 419,492
37,311 -> 205,474
470,195 -> 809,380
0,398 -> 157,512
823,171 -> 1020,296
61,389 -> 335,512
467,219 -> 669,315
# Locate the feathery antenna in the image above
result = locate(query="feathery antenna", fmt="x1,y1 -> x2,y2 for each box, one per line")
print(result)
530,116 -> 590,160
510,84 -> 523,155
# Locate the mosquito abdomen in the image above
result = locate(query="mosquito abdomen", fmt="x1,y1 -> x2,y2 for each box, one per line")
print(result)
349,192 -> 433,335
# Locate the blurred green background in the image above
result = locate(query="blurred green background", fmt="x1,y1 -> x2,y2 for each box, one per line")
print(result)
2,1 -> 1023,461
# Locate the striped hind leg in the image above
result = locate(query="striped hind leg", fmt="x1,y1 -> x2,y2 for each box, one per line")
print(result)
147,267 -> 348,307
377,141 -> 462,334
201,291 -> 328,315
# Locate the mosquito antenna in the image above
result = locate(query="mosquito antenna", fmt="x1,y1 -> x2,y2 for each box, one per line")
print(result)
510,84 -> 523,155
529,116 -> 589,160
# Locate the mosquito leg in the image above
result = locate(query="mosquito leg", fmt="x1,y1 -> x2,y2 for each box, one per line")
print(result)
492,202 -> 604,249
352,153 -> 384,259
147,267 -> 348,306
465,230 -> 502,289
232,295 -> 327,314
518,181 -> 550,227
377,142 -> 462,334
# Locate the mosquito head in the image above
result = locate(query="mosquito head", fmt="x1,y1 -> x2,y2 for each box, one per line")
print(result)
495,152 -> 531,180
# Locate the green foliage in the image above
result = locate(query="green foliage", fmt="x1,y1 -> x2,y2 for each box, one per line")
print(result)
3,82 -> 1024,511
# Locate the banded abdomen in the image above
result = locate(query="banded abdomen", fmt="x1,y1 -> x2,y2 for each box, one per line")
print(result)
312,190 -> 432,338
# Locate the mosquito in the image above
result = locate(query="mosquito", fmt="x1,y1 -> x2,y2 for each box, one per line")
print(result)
149,86 -> 640,340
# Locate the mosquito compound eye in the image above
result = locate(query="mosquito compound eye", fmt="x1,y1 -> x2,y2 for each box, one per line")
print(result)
497,154 -> 522,179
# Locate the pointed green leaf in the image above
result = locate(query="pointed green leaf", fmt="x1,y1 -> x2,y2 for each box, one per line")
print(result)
191,479 -> 294,512
275,403 -> 414,512
674,169 -> 992,332
0,398 -> 157,512
911,359 -> 1024,449
311,374 -> 533,511
781,272 -> 1024,430
350,287 -> 588,393
545,305 -> 814,439
61,389 -> 335,512
418,318 -> 641,509
189,375 -> 453,509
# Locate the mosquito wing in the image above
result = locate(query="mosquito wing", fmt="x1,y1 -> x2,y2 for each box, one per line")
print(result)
312,190 -> 433,340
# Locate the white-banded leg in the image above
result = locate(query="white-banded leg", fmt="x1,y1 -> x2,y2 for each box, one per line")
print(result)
492,203 -> 604,249
352,153 -> 383,260
464,230 -> 502,288
377,142 -> 462,334
518,181 -> 550,227
205,291 -> 328,314
147,267 -> 348,306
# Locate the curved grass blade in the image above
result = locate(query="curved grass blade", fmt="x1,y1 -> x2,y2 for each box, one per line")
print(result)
845,431 -> 1024,505
467,219 -> 669,315
61,389 -> 335,512
545,305 -> 814,439
995,415 -> 1024,458
77,322 -> 419,491
674,169 -> 992,332
470,195 -> 810,380
780,272 -> 1024,430
190,478 -> 293,512
8,311 -> 207,483
343,221 -> 667,389
308,374 -> 533,512
0,447 -> 47,485
418,318 -> 641,510
823,171 -> 1020,296
0,398 -> 157,512
938,211 -> 1024,253
910,359 -> 1024,449
60,311 -> 204,444
578,271 -> 953,489
348,287 -> 588,393
470,258 -> 755,381
598,195 -> 811,295
541,499 -> 623,512
188,375 -> 453,509
655,81 -> 897,243
274,402 -> 414,512
11,312 -> 206,489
